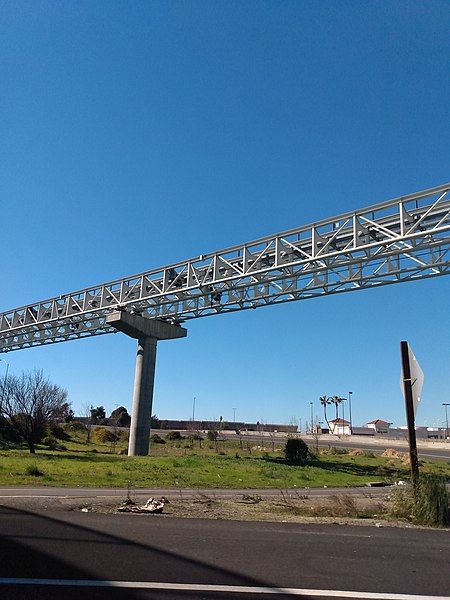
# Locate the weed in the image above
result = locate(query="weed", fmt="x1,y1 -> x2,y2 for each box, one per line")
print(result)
363,451 -> 376,458
25,464 -> 44,477
388,475 -> 449,527
329,493 -> 358,517
327,446 -> 348,455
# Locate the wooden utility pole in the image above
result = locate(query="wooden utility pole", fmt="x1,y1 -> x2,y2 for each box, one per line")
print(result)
400,341 -> 420,488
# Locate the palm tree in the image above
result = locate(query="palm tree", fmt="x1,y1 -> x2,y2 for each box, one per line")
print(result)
329,396 -> 344,433
330,395 -> 343,421
320,395 -> 331,431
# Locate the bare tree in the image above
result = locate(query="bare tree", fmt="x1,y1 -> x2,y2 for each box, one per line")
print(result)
0,370 -> 69,454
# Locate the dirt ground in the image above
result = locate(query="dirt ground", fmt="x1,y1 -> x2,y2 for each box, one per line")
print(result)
0,489 -> 423,529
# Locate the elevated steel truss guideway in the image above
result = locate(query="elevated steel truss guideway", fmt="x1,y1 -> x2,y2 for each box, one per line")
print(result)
1,183 -> 450,353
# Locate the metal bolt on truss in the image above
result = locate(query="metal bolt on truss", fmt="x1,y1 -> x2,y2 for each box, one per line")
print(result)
1,183 -> 450,353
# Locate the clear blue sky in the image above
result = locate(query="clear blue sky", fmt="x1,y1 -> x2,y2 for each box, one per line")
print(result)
1,0 -> 449,429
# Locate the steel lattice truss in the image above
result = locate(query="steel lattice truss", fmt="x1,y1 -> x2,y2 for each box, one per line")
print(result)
1,183 -> 450,353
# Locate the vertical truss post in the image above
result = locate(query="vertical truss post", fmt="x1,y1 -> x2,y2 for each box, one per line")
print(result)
105,311 -> 187,456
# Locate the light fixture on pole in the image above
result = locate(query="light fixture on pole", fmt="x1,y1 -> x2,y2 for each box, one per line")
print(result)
443,403 -> 449,440
348,391 -> 353,434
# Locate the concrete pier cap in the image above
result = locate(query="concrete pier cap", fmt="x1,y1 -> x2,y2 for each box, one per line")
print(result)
106,310 -> 187,341
106,311 -> 187,456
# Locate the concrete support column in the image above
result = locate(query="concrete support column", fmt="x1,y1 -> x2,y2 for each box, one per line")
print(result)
128,337 -> 157,456
105,311 -> 187,457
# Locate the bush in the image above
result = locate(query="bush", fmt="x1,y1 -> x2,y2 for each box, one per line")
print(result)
49,424 -> 71,440
166,431 -> 184,441
207,430 -> 218,441
0,416 -> 22,443
67,421 -> 87,432
389,475 -> 449,527
25,464 -> 44,477
151,434 -> 166,444
42,435 -> 58,449
284,438 -> 309,464
95,428 -> 119,443
42,436 -> 66,451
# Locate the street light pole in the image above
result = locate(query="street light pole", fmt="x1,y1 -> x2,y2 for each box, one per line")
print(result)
0,358 -> 9,380
310,401 -> 313,433
0,358 -> 9,407
192,396 -> 196,423
443,403 -> 449,440
348,391 -> 353,434
232,407 -> 236,424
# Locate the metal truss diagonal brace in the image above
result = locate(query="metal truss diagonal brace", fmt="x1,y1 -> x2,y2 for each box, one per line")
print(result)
106,312 -> 187,456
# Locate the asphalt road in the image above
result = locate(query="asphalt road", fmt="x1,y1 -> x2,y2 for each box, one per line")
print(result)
238,437 -> 450,461
1,506 -> 449,599
155,430 -> 450,461
312,439 -> 450,461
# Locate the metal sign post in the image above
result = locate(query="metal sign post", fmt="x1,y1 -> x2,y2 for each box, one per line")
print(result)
400,341 -> 423,488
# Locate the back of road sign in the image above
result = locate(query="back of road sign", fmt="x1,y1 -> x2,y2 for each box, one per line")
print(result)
400,343 -> 424,416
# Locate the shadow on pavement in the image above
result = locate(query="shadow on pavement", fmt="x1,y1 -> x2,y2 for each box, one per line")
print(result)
0,504 -> 318,599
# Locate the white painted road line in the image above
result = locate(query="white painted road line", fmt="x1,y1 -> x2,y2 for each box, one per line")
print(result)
0,579 -> 448,599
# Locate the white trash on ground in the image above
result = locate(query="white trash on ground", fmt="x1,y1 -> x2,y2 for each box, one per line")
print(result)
118,497 -> 167,514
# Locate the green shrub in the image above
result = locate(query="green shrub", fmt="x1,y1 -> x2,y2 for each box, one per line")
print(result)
67,421 -> 87,432
284,438 -> 309,464
0,416 -> 22,443
166,431 -> 184,441
207,430 -> 218,441
49,425 -> 71,440
42,436 -> 66,451
25,464 -> 44,477
95,428 -> 119,443
42,435 -> 58,448
151,434 -> 166,444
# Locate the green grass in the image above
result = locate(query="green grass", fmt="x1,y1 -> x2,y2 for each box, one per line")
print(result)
0,436 -> 449,488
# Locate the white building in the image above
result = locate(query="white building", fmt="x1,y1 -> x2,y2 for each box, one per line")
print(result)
329,418 -> 351,435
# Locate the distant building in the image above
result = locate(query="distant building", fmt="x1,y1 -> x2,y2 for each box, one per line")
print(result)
156,419 -> 297,433
351,426 -> 375,436
329,418 -> 351,435
366,419 -> 391,434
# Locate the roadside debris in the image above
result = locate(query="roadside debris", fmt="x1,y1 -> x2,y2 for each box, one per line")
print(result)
241,494 -> 262,504
118,497 -> 167,514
